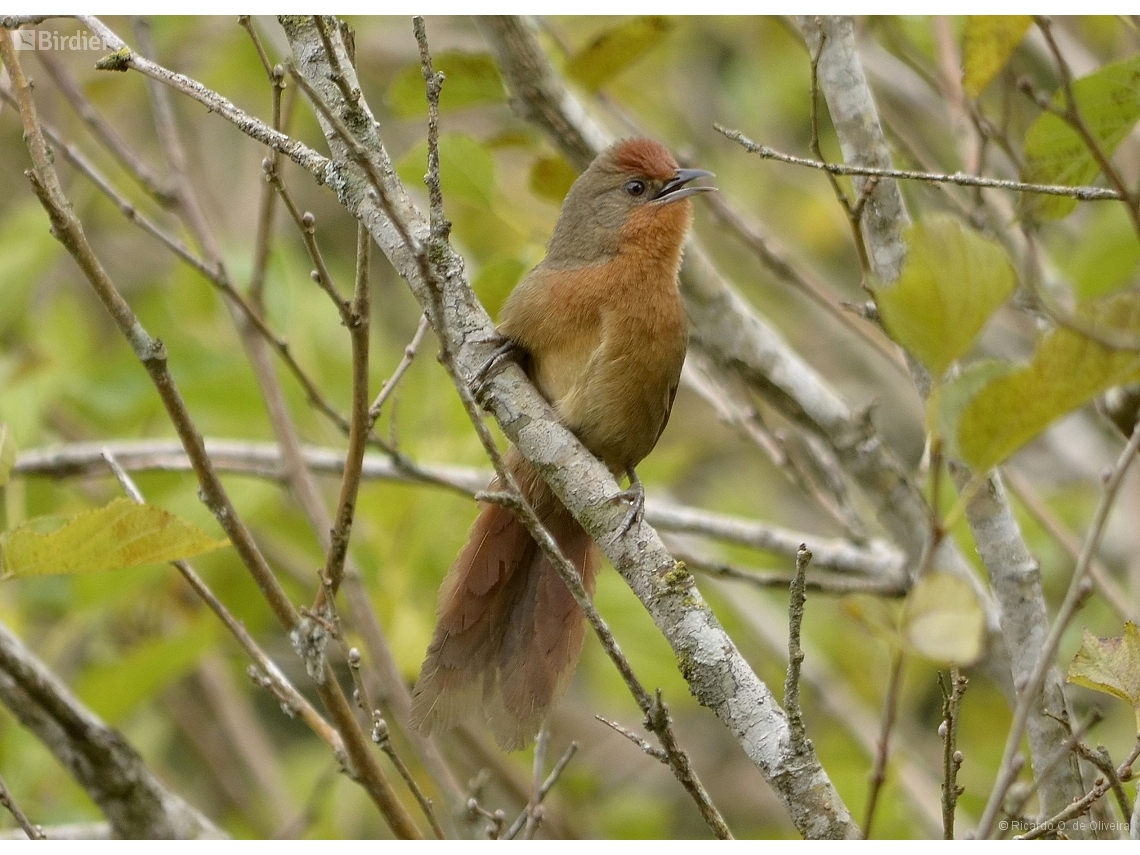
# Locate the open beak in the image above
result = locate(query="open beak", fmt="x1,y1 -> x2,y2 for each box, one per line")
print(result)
653,168 -> 716,204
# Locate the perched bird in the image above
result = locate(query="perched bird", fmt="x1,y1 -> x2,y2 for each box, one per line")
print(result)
410,138 -> 714,750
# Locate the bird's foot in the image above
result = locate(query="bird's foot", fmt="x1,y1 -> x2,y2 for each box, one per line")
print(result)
471,335 -> 523,407
612,469 -> 645,536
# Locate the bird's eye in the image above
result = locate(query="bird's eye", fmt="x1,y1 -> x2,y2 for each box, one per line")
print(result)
624,179 -> 647,197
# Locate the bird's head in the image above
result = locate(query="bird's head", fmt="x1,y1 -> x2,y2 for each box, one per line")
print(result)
546,138 -> 715,268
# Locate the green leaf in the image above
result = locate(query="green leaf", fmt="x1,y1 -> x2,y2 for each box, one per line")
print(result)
0,424 -> 15,488
1067,622 -> 1140,730
873,216 -> 1017,377
901,572 -> 985,665
962,16 -> 1031,98
76,615 -> 218,722
958,292 -> 1140,470
1053,203 -> 1140,300
395,133 -> 495,208
565,16 -> 674,91
529,155 -> 578,204
385,52 -> 506,117
0,497 -> 229,579
1022,55 -> 1140,220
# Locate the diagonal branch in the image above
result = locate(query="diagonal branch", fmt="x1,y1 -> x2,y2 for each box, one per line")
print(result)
278,14 -> 855,839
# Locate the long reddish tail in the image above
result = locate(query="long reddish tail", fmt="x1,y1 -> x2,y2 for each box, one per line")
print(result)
410,447 -> 600,750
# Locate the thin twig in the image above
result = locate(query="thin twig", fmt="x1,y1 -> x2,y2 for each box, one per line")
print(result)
523,725 -> 550,840
1002,709 -> 1102,828
317,221 -> 371,599
938,668 -> 967,839
1004,468 -> 1134,621
503,742 -> 579,840
101,450 -> 345,760
35,50 -> 175,205
372,719 -> 447,840
1011,737 -> 1139,844
1074,742 -> 1132,822
863,649 -> 905,838
784,545 -> 811,752
806,29 -> 873,278
370,314 -> 431,425
977,419 -> 1140,837
676,549 -> 907,596
716,125 -> 1124,201
1032,16 -> 1140,236
0,769 -> 43,840
0,31 -> 421,839
595,716 -> 668,762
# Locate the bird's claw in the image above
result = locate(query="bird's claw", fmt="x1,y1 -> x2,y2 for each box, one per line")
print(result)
612,470 -> 645,537
471,335 -> 522,407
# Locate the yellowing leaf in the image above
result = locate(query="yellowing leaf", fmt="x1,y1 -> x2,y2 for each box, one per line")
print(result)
565,17 -> 674,91
529,155 -> 578,204
1067,622 -> 1140,729
0,497 -> 229,579
962,16 -> 1031,98
1022,55 -> 1140,220
901,572 -> 985,665
958,292 -> 1140,470
929,360 -> 1014,457
386,52 -> 506,117
0,424 -> 15,487
874,216 -> 1017,377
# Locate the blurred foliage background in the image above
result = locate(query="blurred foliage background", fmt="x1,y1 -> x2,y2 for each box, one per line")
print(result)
1,15 -> 1139,839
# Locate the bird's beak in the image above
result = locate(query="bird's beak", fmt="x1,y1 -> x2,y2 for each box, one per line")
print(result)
653,168 -> 716,204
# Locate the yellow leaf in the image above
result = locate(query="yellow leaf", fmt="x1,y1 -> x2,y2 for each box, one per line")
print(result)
1068,622 -> 1140,730
962,16 -> 1031,98
0,497 -> 229,579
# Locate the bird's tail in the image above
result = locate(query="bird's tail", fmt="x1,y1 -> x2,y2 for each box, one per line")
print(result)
410,446 -> 600,750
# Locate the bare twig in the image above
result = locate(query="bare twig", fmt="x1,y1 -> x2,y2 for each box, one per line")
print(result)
978,419 -> 1140,837
716,125 -> 1125,202
101,451 -> 345,759
370,314 -> 431,424
317,221 -> 371,599
503,742 -> 578,840
863,649 -> 905,838
784,545 -> 811,752
676,548 -> 907,596
371,719 -> 446,840
595,715 -> 668,762
1011,738 -> 1140,843
0,769 -> 43,840
0,30 -> 422,839
1004,468 -> 1135,622
280,13 -> 854,837
938,669 -> 967,839
1003,709 -> 1102,826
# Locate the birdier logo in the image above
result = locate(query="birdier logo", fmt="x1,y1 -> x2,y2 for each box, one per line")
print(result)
13,29 -> 113,51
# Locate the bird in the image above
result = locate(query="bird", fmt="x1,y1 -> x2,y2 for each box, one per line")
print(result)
410,138 -> 714,750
